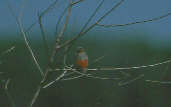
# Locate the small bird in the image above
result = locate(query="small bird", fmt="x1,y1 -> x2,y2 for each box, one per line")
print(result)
76,47 -> 88,72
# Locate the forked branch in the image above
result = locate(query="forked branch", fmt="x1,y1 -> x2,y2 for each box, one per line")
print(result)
6,0 -> 44,77
51,0 -> 73,63
29,1 -> 73,106
59,0 -> 125,49
43,68 -> 121,89
25,0 -> 59,32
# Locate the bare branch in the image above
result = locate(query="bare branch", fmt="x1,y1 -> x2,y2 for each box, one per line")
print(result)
5,79 -> 16,107
100,59 -> 171,71
18,0 -> 27,19
44,62 -> 123,89
145,80 -> 171,85
43,69 -> 120,89
0,46 -> 15,57
119,71 -> 131,77
97,12 -> 171,28
90,54 -> 106,66
59,0 -> 125,49
80,0 -> 104,32
61,74 -> 85,81
61,0 -> 104,53
50,58 -> 171,71
29,69 -> 50,107
46,67 -> 120,88
55,1 -> 72,43
51,68 -> 97,71
42,70 -> 67,89
65,69 -> 120,80
38,12 -> 50,59
6,0 -> 44,77
29,86 -> 41,107
29,0 -> 73,106
18,20 -> 44,76
0,46 -> 15,65
6,0 -> 18,20
55,0 -> 85,37
25,0 -> 59,32
118,74 -> 144,86
55,6 -> 68,37
51,0 -> 73,63
71,0 -> 84,5
5,79 -> 10,91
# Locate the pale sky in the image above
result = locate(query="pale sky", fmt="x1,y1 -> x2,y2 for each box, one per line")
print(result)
0,0 -> 171,42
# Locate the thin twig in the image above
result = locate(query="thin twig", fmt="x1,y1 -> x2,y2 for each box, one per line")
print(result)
25,0 -> 59,32
51,0 -> 73,63
97,12 -> 171,27
59,0 -> 125,49
52,68 -> 96,71
45,67 -> 120,88
0,46 -> 15,66
55,0 -> 84,38
38,12 -> 50,59
71,0 -> 84,5
63,0 -> 105,54
18,19 -> 44,76
18,0 -> 27,19
5,79 -> 16,107
55,6 -> 68,37
0,46 -> 15,57
80,0 -> 104,33
0,46 -> 15,65
47,65 -> 121,88
119,71 -> 131,77
29,1 -> 73,106
63,71 -> 75,76
62,74 -> 85,81
29,69 -> 49,107
56,0 -> 72,43
145,80 -> 171,84
50,58 -> 171,71
118,74 -> 144,86
29,86 -> 41,107
90,54 -> 106,66
42,70 -> 67,89
6,0 -> 44,77
66,69 -> 120,80
39,58 -> 171,91
100,59 -> 171,71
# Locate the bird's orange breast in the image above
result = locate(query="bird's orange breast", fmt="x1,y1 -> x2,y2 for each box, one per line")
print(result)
77,60 -> 88,68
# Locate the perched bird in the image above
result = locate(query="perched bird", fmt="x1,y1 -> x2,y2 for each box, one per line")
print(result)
76,47 -> 88,72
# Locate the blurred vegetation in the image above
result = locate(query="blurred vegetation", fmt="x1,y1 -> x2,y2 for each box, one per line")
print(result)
0,32 -> 171,107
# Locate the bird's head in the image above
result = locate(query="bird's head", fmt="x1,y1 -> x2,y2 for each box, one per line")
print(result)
77,47 -> 84,53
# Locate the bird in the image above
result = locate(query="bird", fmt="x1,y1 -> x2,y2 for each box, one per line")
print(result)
76,47 -> 88,72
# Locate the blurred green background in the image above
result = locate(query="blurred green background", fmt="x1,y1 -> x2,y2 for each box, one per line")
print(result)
0,32 -> 171,107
